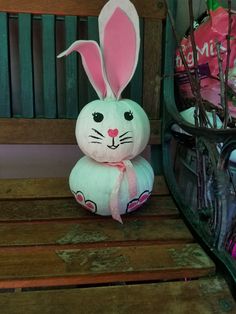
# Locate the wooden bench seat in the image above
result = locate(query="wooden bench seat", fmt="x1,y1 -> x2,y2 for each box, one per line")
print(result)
0,192 -> 216,289
0,191 -> 235,313
0,277 -> 234,314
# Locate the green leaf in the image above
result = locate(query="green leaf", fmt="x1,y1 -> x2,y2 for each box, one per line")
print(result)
206,0 -> 221,11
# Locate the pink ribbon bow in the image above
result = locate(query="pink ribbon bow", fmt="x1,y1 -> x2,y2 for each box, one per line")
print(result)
105,160 -> 137,223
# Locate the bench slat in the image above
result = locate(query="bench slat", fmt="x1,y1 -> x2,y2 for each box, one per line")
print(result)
65,16 -> 79,118
19,13 -> 34,118
0,219 -> 193,247
143,19 -> 162,119
0,118 -> 76,144
0,0 -> 166,19
0,196 -> 178,221
42,15 -> 57,118
87,17 -> 100,102
0,243 -> 215,289
0,277 -> 234,314
130,19 -> 143,105
0,176 -> 168,200
0,118 -> 161,144
0,13 -> 11,117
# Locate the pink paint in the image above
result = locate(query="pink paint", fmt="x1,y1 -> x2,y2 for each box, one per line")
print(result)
75,192 -> 84,203
63,41 -> 107,99
176,6 -> 236,117
73,191 -> 97,213
108,128 -> 119,138
139,192 -> 150,204
232,243 -> 236,259
85,201 -> 96,212
127,191 -> 151,213
103,7 -> 136,99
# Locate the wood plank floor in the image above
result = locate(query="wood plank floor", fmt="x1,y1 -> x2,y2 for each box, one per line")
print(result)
0,193 -> 235,313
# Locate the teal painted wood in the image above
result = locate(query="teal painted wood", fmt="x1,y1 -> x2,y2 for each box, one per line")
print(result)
87,17 -> 99,103
65,16 -> 79,118
151,145 -> 163,175
130,18 -> 143,105
33,18 -> 44,118
0,13 -> 11,117
19,14 -> 34,117
42,15 -> 57,118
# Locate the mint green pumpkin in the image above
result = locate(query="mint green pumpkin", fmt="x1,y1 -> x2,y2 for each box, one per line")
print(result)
58,0 -> 154,221
69,155 -> 154,221
180,107 -> 222,128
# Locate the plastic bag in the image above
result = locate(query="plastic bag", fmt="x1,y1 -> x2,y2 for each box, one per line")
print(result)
175,0 -> 236,118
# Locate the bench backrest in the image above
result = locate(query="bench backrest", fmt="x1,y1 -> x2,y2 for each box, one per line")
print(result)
0,0 -> 165,146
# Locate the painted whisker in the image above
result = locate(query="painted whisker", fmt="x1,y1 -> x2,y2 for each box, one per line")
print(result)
119,131 -> 131,139
120,141 -> 133,144
90,141 -> 102,144
89,135 -> 103,140
92,128 -> 105,138
120,136 -> 133,142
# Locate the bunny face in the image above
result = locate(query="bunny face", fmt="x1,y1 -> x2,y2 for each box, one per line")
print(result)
76,98 -> 150,162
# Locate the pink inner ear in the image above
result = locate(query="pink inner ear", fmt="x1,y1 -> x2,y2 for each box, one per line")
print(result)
103,8 -> 136,98
68,42 -> 107,99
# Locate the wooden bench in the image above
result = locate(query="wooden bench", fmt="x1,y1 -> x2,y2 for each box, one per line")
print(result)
0,0 -> 235,312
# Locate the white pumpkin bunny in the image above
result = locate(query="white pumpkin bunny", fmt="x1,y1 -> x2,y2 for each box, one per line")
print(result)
58,0 -> 154,222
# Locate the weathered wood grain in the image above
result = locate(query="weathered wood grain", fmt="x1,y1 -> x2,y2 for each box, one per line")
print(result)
0,178 -> 71,199
0,119 -> 77,144
143,19 -> 163,119
0,118 -> 160,144
0,218 -> 193,247
0,277 -> 234,314
0,243 -> 215,289
153,176 -> 169,196
0,176 -> 168,200
0,0 -> 166,19
0,196 -> 178,221
150,119 -> 161,144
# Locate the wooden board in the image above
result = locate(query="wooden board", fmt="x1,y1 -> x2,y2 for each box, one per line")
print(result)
19,14 -> 34,118
0,196 -> 179,221
0,13 -> 11,117
0,175 -> 168,200
0,118 -> 160,144
0,178 -> 71,199
0,0 -> 166,19
0,218 -> 193,247
0,119 -> 76,144
0,243 -> 215,289
0,277 -> 234,314
143,19 -> 163,120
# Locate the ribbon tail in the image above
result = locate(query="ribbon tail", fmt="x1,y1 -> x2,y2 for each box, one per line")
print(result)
123,160 -> 137,198
110,170 -> 124,224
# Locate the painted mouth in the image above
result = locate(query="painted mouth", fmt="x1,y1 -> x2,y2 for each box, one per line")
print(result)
107,138 -> 119,150
107,144 -> 119,150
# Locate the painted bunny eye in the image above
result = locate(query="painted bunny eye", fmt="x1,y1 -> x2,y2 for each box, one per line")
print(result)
93,112 -> 104,123
124,111 -> 134,121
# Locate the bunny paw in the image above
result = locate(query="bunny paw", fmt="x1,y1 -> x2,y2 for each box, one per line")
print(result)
126,190 -> 151,213
73,191 -> 97,213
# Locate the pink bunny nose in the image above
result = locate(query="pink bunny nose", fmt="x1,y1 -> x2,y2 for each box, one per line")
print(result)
108,128 -> 119,138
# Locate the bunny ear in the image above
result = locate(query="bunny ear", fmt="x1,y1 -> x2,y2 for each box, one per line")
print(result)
99,0 -> 140,99
57,40 -> 109,99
